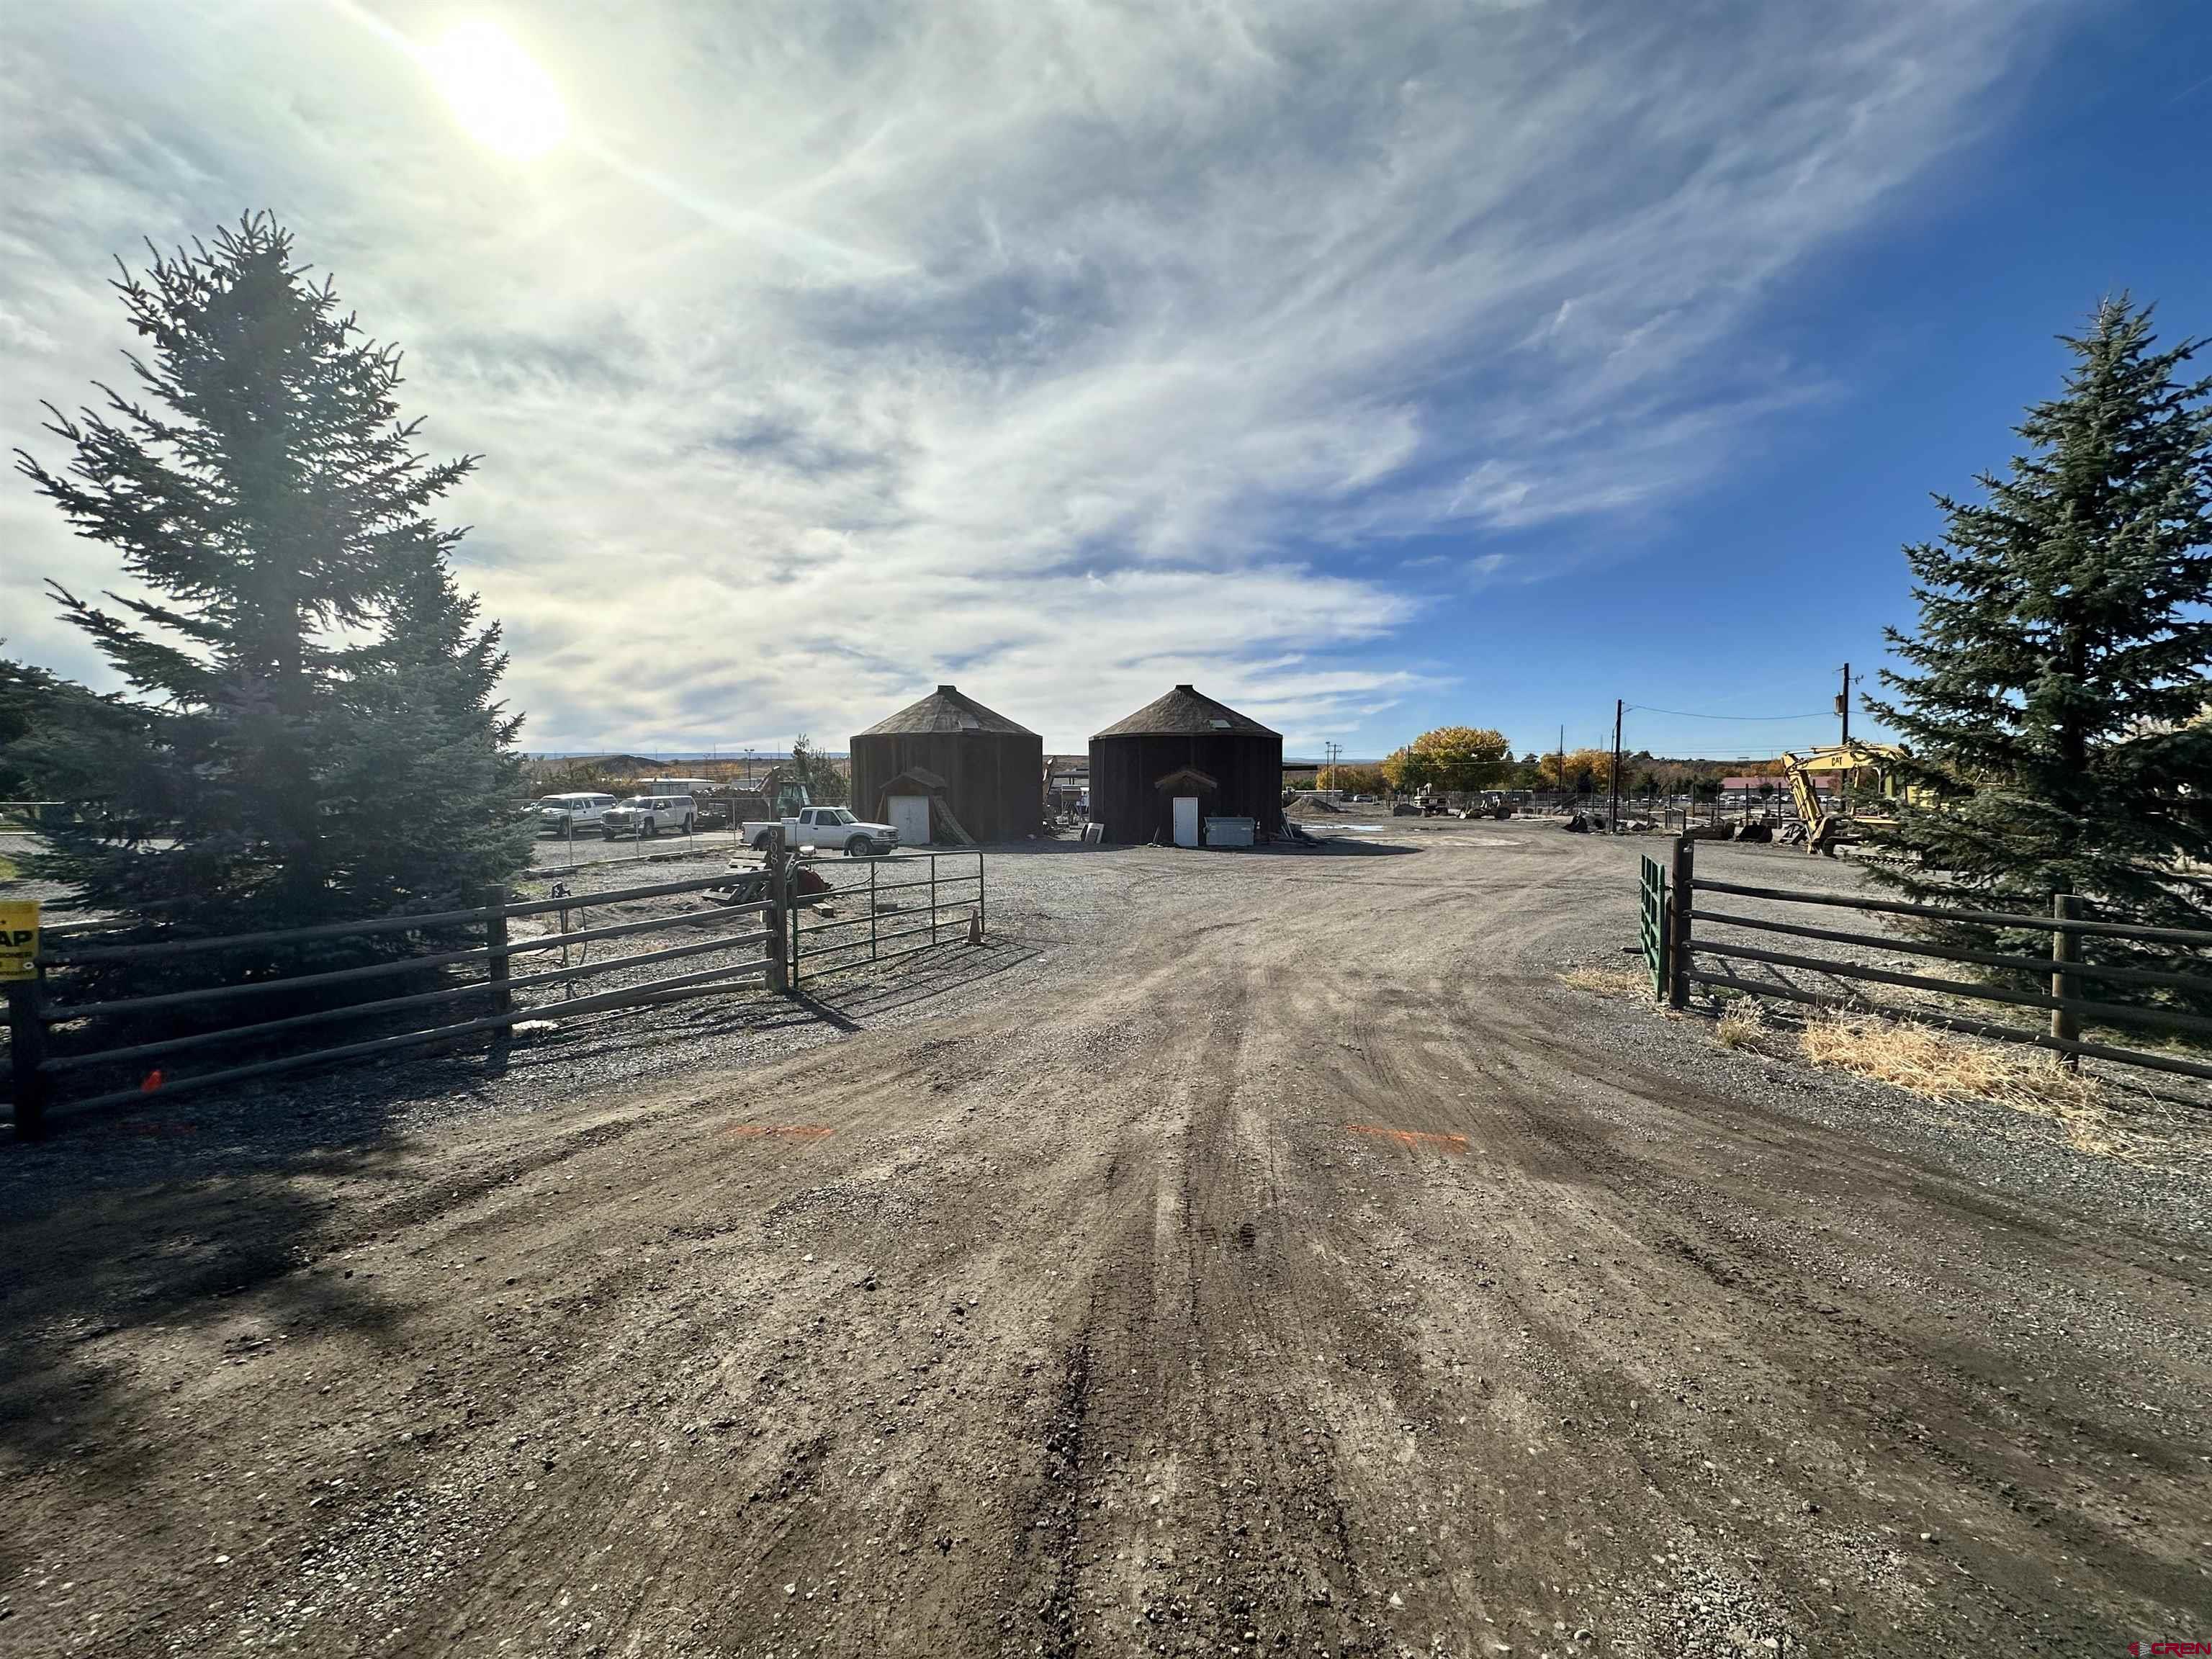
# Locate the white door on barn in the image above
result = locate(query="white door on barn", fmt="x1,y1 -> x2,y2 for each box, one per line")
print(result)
1172,795 -> 1200,848
888,794 -> 932,847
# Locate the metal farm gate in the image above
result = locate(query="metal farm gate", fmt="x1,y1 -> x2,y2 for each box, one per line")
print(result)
6,845 -> 991,1138
1639,853 -> 1669,999
788,850 -> 985,989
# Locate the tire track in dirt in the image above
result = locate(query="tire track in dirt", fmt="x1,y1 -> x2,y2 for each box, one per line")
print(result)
5,829 -> 2207,1657
1386,953 -> 2211,1650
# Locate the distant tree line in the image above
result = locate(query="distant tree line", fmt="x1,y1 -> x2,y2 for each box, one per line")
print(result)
1308,741 -> 1781,799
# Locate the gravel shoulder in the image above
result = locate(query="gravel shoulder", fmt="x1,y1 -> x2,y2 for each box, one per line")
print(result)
1,822 -> 2206,1658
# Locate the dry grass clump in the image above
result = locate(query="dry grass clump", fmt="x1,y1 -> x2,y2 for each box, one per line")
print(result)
1715,1002 -> 1767,1049
1799,1010 -> 2138,1156
1559,964 -> 1653,1000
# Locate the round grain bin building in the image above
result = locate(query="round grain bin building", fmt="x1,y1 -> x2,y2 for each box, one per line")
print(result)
849,685 -> 1045,846
1089,685 -> 1284,847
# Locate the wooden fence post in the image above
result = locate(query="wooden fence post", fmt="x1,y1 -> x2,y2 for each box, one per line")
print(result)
869,855 -> 878,963
2051,892 -> 2080,1067
1668,833 -> 1694,1010
7,979 -> 48,1141
764,830 -> 790,994
483,886 -> 512,1018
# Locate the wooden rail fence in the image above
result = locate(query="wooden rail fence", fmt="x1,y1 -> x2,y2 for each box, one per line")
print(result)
1651,835 -> 2212,1087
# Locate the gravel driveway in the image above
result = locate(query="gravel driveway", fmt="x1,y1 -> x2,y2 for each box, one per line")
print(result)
1,822 -> 2206,1657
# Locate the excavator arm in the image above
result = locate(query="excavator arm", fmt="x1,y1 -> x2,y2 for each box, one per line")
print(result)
1780,741 -> 1909,855
1780,751 -> 1825,849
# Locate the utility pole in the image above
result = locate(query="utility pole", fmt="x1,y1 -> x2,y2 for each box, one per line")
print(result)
1609,698 -> 1624,834
1838,662 -> 1851,747
1557,724 -> 1565,806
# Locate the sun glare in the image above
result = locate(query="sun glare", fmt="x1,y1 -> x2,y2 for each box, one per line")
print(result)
427,19 -> 567,159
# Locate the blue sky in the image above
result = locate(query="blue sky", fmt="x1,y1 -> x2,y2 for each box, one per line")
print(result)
2,1 -> 2207,760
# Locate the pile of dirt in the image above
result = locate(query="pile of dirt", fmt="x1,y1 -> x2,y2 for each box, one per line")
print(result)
1285,794 -> 1344,819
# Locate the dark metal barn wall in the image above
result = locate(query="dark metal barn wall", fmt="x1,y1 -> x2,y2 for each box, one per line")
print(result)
1086,733 -> 1286,843
850,732 -> 1046,843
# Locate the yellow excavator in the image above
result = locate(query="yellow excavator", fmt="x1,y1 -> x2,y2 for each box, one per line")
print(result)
1780,741 -> 1915,855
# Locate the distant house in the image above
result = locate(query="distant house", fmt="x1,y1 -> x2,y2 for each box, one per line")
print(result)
1045,755 -> 1089,816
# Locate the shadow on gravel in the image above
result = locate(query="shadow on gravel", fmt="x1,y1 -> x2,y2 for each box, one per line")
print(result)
799,940 -> 1040,1024
1287,837 -> 1421,857
0,925 -> 1028,1563
0,1136 -> 403,1586
976,836 -> 1419,859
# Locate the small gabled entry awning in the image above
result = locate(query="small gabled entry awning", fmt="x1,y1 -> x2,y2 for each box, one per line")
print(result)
1152,767 -> 1220,794
881,766 -> 950,796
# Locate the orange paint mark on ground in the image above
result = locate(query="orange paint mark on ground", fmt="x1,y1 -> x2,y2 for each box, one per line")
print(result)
726,1124 -> 835,1140
1346,1123 -> 1467,1154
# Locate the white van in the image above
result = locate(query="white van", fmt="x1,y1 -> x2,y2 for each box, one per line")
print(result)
535,792 -> 617,835
601,793 -> 696,839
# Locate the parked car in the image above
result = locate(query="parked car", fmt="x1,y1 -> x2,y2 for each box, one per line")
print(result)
534,791 -> 616,835
601,793 -> 696,839
744,804 -> 897,857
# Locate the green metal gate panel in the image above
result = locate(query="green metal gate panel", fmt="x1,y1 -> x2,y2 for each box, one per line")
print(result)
1639,854 -> 1668,1000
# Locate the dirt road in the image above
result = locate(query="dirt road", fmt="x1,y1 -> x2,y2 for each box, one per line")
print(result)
3,830 -> 2206,1656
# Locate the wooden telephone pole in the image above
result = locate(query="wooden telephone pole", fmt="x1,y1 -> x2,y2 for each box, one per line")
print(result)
1609,698 -> 1624,833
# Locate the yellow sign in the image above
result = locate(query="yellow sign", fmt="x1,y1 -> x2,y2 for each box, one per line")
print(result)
0,899 -> 40,983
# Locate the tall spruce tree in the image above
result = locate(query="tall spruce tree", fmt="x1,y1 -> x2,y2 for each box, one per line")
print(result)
12,215 -> 531,938
323,557 -> 533,909
1864,297 -> 2212,992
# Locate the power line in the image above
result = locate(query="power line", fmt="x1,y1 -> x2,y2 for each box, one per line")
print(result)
1625,704 -> 1835,721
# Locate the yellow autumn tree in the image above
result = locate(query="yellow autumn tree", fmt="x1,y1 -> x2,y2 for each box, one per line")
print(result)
1383,726 -> 1511,793
1318,763 -> 1387,793
1537,747 -> 1616,793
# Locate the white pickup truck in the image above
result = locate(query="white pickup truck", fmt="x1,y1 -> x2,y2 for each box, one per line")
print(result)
744,804 -> 898,857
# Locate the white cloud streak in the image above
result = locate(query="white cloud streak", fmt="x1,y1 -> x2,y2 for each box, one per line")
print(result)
0,0 -> 2055,750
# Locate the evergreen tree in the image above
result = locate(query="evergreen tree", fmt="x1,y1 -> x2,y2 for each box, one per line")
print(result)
787,734 -> 848,806
322,558 -> 535,913
0,652 -> 148,809
12,215 -> 529,938
1865,297 -> 2212,991
0,655 -> 58,781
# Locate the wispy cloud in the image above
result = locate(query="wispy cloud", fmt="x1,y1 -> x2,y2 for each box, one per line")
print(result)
0,0 -> 2053,750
